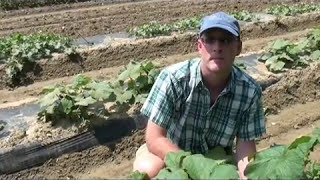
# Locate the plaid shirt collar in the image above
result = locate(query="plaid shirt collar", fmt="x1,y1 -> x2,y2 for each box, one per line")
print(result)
192,59 -> 236,94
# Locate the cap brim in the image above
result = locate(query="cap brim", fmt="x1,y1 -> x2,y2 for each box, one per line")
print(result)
200,24 -> 239,37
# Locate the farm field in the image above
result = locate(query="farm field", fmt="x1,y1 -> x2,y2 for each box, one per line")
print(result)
0,0 -> 320,179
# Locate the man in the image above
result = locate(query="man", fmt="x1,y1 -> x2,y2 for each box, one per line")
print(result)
133,12 -> 266,179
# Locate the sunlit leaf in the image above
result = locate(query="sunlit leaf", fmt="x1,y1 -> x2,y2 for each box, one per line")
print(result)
270,61 -> 286,72
75,96 -> 97,106
310,50 -> 320,61
72,74 -> 92,87
165,150 -> 191,169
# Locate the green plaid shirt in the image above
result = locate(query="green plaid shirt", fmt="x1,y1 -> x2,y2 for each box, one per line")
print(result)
141,58 -> 265,154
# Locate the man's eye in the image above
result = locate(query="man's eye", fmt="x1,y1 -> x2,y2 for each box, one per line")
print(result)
204,38 -> 231,44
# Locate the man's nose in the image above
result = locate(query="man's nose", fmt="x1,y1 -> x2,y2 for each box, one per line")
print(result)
212,42 -> 223,53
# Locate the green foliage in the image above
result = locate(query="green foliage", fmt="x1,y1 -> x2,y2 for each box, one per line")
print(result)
266,3 -> 320,16
173,16 -> 202,31
130,170 -> 148,180
37,74 -> 109,128
128,11 -> 255,38
130,130 -> 320,180
259,29 -> 320,72
38,61 -> 160,128
245,135 -> 319,179
0,32 -> 74,87
115,61 -> 160,105
230,10 -> 253,22
306,162 -> 320,180
0,124 -> 4,131
151,148 -> 239,179
0,0 -> 89,10
128,16 -> 201,38
234,62 -> 247,71
305,128 -> 320,180
128,22 -> 173,38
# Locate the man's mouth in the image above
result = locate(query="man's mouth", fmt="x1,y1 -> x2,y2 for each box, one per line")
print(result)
211,57 -> 224,61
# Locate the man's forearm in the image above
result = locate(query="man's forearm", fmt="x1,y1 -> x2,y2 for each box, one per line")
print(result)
147,137 -> 180,160
236,139 -> 256,179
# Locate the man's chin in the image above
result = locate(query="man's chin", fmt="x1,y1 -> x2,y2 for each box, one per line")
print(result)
208,66 -> 224,73
208,62 -> 225,72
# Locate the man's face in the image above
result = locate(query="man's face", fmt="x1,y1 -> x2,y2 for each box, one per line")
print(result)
197,28 -> 242,74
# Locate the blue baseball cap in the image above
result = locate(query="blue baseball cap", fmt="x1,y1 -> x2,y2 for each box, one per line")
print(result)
199,12 -> 240,37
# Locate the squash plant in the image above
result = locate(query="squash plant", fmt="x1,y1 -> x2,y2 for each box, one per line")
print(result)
38,61 -> 160,128
259,28 -> 320,72
266,3 -> 320,16
230,10 -> 253,22
0,33 -> 74,87
128,11 -> 254,38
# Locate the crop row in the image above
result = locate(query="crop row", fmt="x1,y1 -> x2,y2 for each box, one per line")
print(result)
0,33 -> 74,86
129,3 -> 320,38
258,28 -> 320,72
0,0 -> 90,10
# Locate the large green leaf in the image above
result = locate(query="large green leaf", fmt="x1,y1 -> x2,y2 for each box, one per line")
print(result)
204,146 -> 232,163
272,39 -> 290,50
143,61 -> 155,72
165,150 -> 191,169
312,128 -> 320,141
288,136 -> 317,158
246,136 -> 317,180
289,40 -> 309,55
310,50 -> 320,61
270,61 -> 286,72
72,74 -> 92,87
88,82 -> 113,100
136,75 -> 149,89
182,154 -> 225,179
148,68 -> 160,84
209,164 -> 239,179
258,52 -> 273,62
134,94 -> 148,104
279,52 -> 294,61
39,88 -> 61,108
45,104 -> 56,114
61,97 -> 73,114
75,96 -> 97,106
130,170 -> 148,180
251,145 -> 287,161
118,61 -> 142,81
265,55 -> 279,67
245,145 -> 305,179
288,136 -> 312,150
154,168 -> 189,180
115,91 -> 134,104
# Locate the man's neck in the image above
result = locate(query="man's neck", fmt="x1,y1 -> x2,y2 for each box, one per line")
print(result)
200,64 -> 232,92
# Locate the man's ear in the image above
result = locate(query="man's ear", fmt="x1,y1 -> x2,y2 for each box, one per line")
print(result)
236,40 -> 242,56
197,39 -> 203,51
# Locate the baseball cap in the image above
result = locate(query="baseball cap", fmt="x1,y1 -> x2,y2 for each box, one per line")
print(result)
199,12 -> 240,37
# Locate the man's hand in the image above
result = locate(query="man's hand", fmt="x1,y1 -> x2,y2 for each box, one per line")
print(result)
146,120 -> 180,160
235,139 -> 256,179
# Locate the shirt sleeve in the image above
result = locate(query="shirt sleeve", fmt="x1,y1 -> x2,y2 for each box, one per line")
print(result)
237,89 -> 266,141
140,69 -> 176,130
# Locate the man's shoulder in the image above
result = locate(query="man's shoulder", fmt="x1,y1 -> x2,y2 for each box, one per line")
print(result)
162,58 -> 200,81
232,66 -> 262,95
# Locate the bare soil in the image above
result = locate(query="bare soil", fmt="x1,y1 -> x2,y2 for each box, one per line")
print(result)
0,0 -> 309,38
263,63 -> 320,114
